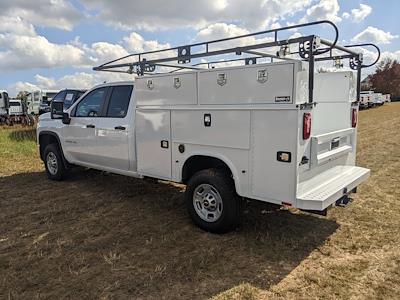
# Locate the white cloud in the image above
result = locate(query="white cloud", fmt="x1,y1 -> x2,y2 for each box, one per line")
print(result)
0,28 -> 173,72
35,74 -> 56,88
0,16 -> 36,36
380,50 -> 400,62
196,23 -> 250,42
81,0 -> 312,31
0,0 -> 82,31
302,0 -> 342,23
123,33 -> 171,53
8,71 -> 134,96
86,42 -> 130,65
10,81 -> 41,95
0,33 -> 87,71
194,23 -> 275,53
342,4 -> 372,23
352,26 -> 398,44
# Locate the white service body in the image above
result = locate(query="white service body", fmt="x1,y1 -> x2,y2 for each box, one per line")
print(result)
38,61 -> 369,212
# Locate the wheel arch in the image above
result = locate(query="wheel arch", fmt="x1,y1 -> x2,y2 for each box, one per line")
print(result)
181,154 -> 241,195
38,131 -> 69,168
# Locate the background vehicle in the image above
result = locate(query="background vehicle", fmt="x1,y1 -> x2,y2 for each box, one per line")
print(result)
360,91 -> 376,108
51,89 -> 86,110
383,94 -> 391,103
27,92 -> 39,115
34,90 -> 59,115
8,100 -> 33,125
359,94 -> 369,109
374,93 -> 383,106
38,21 -> 379,233
0,90 -> 10,125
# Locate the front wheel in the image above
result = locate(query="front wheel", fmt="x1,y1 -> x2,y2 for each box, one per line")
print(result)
44,144 -> 67,181
185,169 -> 241,233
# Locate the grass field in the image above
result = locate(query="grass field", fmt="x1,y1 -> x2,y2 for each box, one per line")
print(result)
0,103 -> 399,299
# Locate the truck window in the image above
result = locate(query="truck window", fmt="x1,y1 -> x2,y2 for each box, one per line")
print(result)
106,86 -> 133,118
75,87 -> 107,117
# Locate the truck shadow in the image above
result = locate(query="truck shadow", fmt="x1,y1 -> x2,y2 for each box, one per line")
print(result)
0,169 -> 339,300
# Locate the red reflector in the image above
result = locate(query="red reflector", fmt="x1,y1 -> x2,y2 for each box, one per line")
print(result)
282,202 -> 292,206
352,108 -> 358,128
303,113 -> 311,140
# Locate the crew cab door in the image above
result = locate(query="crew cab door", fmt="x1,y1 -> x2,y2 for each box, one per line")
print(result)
62,87 -> 108,165
94,85 -> 133,171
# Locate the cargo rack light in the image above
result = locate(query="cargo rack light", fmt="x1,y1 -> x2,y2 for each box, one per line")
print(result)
93,20 -> 380,104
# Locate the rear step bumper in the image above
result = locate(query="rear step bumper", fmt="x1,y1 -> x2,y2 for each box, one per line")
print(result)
296,166 -> 370,211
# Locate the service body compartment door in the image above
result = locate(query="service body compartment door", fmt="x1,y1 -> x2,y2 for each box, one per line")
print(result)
250,110 -> 298,204
136,109 -> 172,180
198,62 -> 297,105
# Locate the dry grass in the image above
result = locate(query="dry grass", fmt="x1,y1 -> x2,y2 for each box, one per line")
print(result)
0,104 -> 399,299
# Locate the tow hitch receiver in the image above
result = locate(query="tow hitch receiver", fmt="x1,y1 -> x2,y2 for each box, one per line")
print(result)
336,194 -> 352,207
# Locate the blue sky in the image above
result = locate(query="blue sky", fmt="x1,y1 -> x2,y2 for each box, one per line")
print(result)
0,0 -> 399,96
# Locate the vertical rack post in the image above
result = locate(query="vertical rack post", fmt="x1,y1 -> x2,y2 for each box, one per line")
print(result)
308,37 -> 315,104
356,55 -> 362,103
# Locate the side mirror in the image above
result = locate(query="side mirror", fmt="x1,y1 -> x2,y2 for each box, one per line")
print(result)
51,101 -> 64,119
62,112 -> 71,124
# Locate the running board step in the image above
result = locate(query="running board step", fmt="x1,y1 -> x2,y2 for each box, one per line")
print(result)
296,166 -> 370,211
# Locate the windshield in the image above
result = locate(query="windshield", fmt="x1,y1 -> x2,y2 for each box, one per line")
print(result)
64,91 -> 86,109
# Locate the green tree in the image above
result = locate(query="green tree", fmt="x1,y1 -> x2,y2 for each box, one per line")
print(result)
370,58 -> 400,97
16,91 -> 30,104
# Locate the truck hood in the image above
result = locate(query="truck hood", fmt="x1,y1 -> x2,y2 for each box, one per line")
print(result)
39,112 -> 51,121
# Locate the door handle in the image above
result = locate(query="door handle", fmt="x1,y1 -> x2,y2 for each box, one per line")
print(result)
114,126 -> 126,130
86,124 -> 95,128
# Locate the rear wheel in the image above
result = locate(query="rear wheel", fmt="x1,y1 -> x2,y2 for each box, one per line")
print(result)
44,143 -> 67,181
185,168 -> 241,233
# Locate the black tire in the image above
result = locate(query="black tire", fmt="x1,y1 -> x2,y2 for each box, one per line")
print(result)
43,143 -> 67,181
185,168 -> 241,233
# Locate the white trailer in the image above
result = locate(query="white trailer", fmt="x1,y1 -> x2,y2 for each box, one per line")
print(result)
38,21 -> 380,233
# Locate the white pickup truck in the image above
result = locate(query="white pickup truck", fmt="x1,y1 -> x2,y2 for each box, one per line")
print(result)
37,21 -> 380,233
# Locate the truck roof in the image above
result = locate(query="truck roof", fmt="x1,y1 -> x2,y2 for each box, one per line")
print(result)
91,81 -> 135,89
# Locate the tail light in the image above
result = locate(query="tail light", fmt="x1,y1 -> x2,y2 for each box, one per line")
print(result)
303,113 -> 311,140
352,108 -> 358,128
